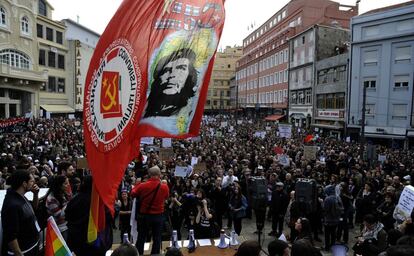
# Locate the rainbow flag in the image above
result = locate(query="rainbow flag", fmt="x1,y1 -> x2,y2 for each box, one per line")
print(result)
45,216 -> 72,256
87,182 -> 106,243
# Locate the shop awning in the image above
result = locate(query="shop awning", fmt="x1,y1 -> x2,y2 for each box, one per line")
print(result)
264,115 -> 284,121
40,105 -> 75,113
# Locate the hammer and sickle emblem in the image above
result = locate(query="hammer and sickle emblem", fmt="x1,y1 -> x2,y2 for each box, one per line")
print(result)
102,76 -> 118,111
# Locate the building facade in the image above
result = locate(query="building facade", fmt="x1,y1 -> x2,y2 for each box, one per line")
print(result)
0,0 -> 47,118
236,0 -> 357,119
36,0 -> 72,117
347,2 -> 414,147
205,46 -> 242,112
289,25 -> 350,128
314,53 -> 348,137
62,19 -> 100,114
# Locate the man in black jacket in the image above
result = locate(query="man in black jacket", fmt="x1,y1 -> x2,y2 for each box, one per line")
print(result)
269,182 -> 289,236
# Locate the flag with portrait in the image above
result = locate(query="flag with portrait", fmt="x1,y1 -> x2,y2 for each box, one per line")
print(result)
83,0 -> 226,230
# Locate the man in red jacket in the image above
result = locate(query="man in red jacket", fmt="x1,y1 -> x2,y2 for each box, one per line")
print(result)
131,165 -> 169,255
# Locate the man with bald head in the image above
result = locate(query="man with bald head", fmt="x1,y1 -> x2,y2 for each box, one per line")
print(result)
131,165 -> 169,255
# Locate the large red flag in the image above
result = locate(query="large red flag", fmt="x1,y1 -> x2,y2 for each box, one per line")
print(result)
83,0 -> 226,213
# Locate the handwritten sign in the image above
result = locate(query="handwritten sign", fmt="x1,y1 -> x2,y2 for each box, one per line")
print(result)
175,166 -> 189,177
278,124 -> 292,138
191,156 -> 198,166
162,138 -> 172,148
393,185 -> 414,222
141,137 -> 154,145
193,162 -> 207,174
159,148 -> 174,161
304,146 -> 317,160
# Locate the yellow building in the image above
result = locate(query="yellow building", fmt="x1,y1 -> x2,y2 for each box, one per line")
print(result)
36,0 -> 73,117
0,0 -> 72,118
0,0 -> 47,118
205,46 -> 242,112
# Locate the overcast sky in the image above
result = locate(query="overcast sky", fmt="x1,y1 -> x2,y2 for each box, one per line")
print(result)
48,0 -> 410,48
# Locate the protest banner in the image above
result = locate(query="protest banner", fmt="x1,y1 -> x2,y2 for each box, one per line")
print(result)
393,185 -> 414,222
193,162 -> 207,175
278,124 -> 292,138
175,166 -> 189,177
141,137 -> 154,145
191,156 -> 198,166
159,148 -> 174,161
278,154 -> 290,167
304,146 -> 317,160
162,138 -> 172,148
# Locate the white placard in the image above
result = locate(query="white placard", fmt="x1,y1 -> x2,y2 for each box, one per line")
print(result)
162,138 -> 172,148
141,137 -> 154,145
393,185 -> 414,222
68,114 -> 75,120
142,155 -> 148,164
278,124 -> 292,138
378,154 -> 386,163
191,157 -> 198,166
346,136 -> 351,143
266,126 -> 271,131
175,166 -> 189,177
279,154 -> 290,167
237,120 -> 243,125
220,121 -> 228,128
46,112 -> 51,119
197,239 -> 212,246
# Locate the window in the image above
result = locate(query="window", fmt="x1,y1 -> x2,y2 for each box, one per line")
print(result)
395,46 -> 411,64
363,50 -> 378,66
48,51 -> 56,67
394,75 -> 409,88
38,0 -> 47,16
326,94 -> 334,109
298,91 -> 305,104
392,104 -> 407,120
56,31 -> 63,44
58,54 -> 65,69
58,78 -> 65,93
363,25 -> 379,38
305,90 -> 312,104
21,16 -> 29,34
48,76 -> 56,92
337,93 -> 345,109
282,10 -> 286,18
46,27 -> 53,41
0,49 -> 30,69
284,70 -> 288,83
37,23 -> 43,38
365,104 -> 375,116
337,66 -> 346,81
0,7 -> 6,26
284,49 -> 288,62
302,36 -> 305,44
318,70 -> 327,84
291,92 -> 297,104
9,104 -> 17,117
364,79 -> 376,89
39,49 -> 45,66
317,95 -> 325,108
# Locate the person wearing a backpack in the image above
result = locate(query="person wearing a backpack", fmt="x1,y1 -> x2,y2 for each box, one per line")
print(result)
130,165 -> 169,255
323,185 -> 344,251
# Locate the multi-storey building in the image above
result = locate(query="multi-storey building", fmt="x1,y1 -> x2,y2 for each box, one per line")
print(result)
347,2 -> 414,148
205,46 -> 242,112
36,0 -> 73,117
62,19 -> 100,116
289,25 -> 350,128
236,0 -> 357,120
0,0 -> 47,118
314,53 -> 348,138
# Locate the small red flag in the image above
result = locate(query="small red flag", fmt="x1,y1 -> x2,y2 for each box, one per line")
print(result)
304,135 -> 315,143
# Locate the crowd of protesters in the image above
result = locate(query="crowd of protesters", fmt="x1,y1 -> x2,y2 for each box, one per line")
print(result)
1,115 -> 414,256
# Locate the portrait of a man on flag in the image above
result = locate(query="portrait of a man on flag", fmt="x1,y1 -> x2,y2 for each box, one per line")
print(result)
141,29 -> 219,135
